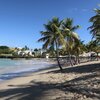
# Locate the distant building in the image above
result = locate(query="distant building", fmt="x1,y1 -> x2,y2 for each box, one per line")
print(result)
79,52 -> 96,57
15,49 -> 34,57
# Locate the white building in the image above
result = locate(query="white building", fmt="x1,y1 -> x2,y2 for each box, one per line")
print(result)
16,50 -> 34,57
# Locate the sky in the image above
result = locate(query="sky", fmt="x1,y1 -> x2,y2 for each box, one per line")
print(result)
0,0 -> 100,49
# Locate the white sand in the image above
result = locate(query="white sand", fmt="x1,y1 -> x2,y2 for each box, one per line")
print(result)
0,61 -> 100,100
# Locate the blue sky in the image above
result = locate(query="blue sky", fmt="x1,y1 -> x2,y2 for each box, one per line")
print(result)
0,0 -> 100,49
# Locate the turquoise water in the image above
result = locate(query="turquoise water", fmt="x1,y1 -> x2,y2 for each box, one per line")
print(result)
0,58 -> 56,81
0,59 -> 16,67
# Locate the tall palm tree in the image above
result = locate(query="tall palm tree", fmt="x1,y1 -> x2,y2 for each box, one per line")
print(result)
88,8 -> 100,42
62,18 -> 80,66
38,17 -> 65,71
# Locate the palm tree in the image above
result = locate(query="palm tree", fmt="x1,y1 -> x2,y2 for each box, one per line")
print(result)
88,8 -> 100,42
22,45 -> 29,51
62,18 -> 80,66
47,46 -> 56,57
38,17 -> 65,71
86,40 -> 100,61
72,40 -> 86,64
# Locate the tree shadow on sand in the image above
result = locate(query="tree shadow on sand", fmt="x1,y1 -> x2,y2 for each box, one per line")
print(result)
0,81 -> 64,100
61,73 -> 100,99
49,62 -> 100,73
0,63 -> 100,100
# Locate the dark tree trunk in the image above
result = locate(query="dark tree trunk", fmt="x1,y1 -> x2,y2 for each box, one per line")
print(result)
55,42 -> 63,71
68,52 -> 73,66
57,56 -> 63,71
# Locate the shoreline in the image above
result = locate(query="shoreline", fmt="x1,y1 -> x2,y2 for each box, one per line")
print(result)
0,63 -> 57,83
0,64 -> 59,89
0,58 -> 57,82
0,60 -> 99,85
0,61 -> 100,100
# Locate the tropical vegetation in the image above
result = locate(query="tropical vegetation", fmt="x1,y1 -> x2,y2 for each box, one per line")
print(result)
0,46 -> 12,54
88,8 -> 100,43
38,17 -> 65,70
0,7 -> 99,70
38,7 -> 100,71
38,17 -> 81,70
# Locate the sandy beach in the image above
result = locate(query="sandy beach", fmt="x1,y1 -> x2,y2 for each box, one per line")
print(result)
0,61 -> 100,100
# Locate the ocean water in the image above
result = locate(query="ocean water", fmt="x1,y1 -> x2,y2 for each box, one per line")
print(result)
0,58 -> 56,82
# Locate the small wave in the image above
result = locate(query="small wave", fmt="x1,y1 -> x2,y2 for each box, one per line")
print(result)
0,58 -> 56,82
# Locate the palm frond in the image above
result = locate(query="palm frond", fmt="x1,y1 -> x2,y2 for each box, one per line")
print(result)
88,8 -> 100,41
38,36 -> 51,42
42,39 -> 51,49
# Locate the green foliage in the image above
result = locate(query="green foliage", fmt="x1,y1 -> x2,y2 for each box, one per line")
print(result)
38,17 -> 80,52
38,17 -> 65,50
86,40 -> 100,53
72,40 -> 87,55
22,45 -> 29,51
88,7 -> 100,42
61,18 -> 80,56
0,46 -> 9,49
0,46 -> 12,54
34,48 -> 38,52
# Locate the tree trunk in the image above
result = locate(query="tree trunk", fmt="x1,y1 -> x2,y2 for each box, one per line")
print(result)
75,55 -> 78,65
77,54 -> 80,64
75,54 -> 80,65
57,56 -> 63,71
55,42 -> 63,71
68,52 -> 73,66
73,56 -> 76,65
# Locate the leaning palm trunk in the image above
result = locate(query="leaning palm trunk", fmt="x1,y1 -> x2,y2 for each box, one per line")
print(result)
55,42 -> 63,71
68,52 -> 73,66
57,55 -> 63,70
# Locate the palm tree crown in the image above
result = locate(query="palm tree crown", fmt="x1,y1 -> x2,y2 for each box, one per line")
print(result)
62,18 -> 80,52
38,17 -> 65,49
88,8 -> 100,42
38,17 -> 80,69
